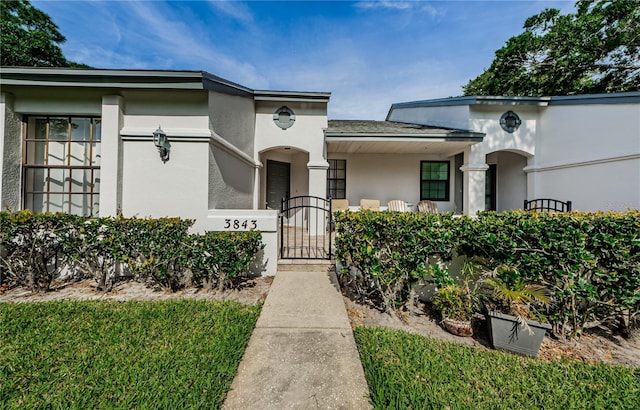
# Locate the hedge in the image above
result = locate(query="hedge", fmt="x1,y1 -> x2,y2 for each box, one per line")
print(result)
335,210 -> 640,338
0,210 -> 264,292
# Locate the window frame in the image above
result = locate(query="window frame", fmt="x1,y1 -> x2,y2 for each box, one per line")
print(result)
326,159 -> 346,199
420,160 -> 450,202
22,115 -> 101,216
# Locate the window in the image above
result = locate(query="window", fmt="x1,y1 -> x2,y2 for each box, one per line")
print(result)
420,161 -> 450,201
23,116 -> 101,216
327,159 -> 346,199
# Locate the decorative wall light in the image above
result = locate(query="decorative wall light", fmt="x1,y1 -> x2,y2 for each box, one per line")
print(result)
500,111 -> 522,133
152,125 -> 170,162
273,106 -> 296,129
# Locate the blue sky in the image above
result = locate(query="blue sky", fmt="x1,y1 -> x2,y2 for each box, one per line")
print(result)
33,0 -> 575,119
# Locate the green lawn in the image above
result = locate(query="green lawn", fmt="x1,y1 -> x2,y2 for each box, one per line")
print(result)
355,326 -> 640,410
1,299 -> 261,409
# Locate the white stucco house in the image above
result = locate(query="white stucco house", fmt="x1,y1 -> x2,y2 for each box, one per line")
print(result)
1,67 -> 639,268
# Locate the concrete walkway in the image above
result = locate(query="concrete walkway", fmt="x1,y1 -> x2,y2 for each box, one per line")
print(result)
223,267 -> 371,409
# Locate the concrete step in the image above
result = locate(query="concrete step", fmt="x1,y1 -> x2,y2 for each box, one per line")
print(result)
277,260 -> 334,272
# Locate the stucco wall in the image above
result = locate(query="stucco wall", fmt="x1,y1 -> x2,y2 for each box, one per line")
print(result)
531,158 -> 640,211
122,90 -> 209,131
329,153 -> 457,212
536,103 -> 639,165
208,144 -> 254,209
527,103 -> 640,211
209,91 -> 255,156
121,140 -> 209,220
469,105 -> 538,160
254,101 -> 328,162
8,87 -> 103,116
387,105 -> 470,130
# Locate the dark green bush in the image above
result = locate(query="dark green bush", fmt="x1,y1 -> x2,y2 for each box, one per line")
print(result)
335,210 -> 458,313
190,231 -> 264,290
335,210 -> 640,338
0,210 -> 77,290
122,217 -> 195,291
0,211 -> 264,292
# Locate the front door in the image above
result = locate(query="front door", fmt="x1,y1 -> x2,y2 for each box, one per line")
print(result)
485,164 -> 497,211
266,160 -> 290,210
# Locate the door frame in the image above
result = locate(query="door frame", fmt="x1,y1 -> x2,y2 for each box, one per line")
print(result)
266,159 -> 290,210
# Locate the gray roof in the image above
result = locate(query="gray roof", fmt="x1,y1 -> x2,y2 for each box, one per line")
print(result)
389,92 -> 640,113
326,120 -> 483,139
0,67 -> 331,102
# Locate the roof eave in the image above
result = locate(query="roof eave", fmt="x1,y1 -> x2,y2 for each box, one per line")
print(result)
254,90 -> 331,103
389,92 -> 640,112
0,67 -> 209,90
390,96 -> 551,111
325,133 -> 484,142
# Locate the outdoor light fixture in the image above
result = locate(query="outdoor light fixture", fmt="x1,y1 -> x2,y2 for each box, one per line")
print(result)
152,125 -> 170,162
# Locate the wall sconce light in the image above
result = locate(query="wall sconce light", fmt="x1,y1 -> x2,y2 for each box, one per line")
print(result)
152,125 -> 170,162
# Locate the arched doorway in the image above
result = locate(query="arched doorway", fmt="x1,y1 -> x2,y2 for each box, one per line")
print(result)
259,148 -> 309,210
485,150 -> 530,211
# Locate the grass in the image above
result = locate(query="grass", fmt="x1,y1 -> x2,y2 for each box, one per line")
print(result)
354,326 -> 640,410
1,299 -> 261,409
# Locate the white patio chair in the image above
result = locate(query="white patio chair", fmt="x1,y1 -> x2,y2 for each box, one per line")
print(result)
417,200 -> 438,213
359,198 -> 380,211
387,199 -> 409,212
331,198 -> 350,211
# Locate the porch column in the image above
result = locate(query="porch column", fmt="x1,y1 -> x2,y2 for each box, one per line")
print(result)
100,95 -> 124,217
307,159 -> 329,198
460,163 -> 489,215
307,159 -> 329,235
0,93 -> 22,210
523,156 -> 538,205
252,161 -> 263,210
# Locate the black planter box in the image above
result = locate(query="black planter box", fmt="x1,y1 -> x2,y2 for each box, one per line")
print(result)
487,311 -> 551,357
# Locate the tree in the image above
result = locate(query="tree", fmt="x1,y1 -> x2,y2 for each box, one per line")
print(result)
463,0 -> 640,96
1,0 -> 85,67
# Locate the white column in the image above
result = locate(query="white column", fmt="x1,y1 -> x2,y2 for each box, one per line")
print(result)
460,163 -> 489,215
252,162 -> 263,210
307,159 -> 329,198
100,95 -> 124,217
307,159 -> 329,235
523,156 -> 537,206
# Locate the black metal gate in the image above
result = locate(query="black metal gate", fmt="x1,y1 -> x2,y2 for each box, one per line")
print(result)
279,196 -> 333,259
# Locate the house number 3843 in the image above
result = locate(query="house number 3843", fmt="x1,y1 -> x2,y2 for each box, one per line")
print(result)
224,219 -> 258,230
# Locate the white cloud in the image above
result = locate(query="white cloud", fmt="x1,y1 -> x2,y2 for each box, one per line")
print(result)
257,35 -> 465,119
207,0 -> 254,24
355,1 -> 442,18
110,2 -> 269,87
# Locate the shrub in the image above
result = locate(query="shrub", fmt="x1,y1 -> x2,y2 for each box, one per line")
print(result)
335,210 -> 458,313
0,210 -> 77,291
334,210 -> 640,338
122,217 -> 195,291
189,231 -> 264,290
0,211 -> 264,293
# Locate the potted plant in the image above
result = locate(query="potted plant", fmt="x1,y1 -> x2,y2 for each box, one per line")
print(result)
431,259 -> 481,337
433,284 -> 475,336
482,265 -> 551,357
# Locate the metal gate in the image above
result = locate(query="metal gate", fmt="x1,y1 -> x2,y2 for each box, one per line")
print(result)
280,196 -> 333,259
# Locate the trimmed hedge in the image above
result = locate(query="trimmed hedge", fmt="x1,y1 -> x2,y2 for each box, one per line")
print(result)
335,210 -> 640,338
0,210 -> 264,292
